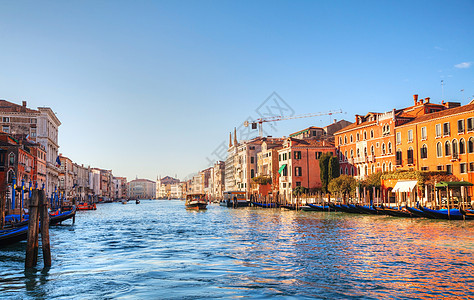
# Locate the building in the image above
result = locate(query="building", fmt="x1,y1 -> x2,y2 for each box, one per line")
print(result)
128,178 -> 156,199
211,161 -> 225,199
112,177 -> 127,200
277,138 -> 336,198
0,100 -> 61,197
58,154 -> 74,201
156,176 -> 180,199
256,138 -> 284,195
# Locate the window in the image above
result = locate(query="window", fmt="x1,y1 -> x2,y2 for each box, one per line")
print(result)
445,141 -> 451,156
435,124 -> 442,137
443,122 -> 450,136
460,163 -> 467,174
356,133 -> 360,142
371,145 -> 374,156
295,167 -> 302,176
364,147 -> 367,157
446,164 -> 452,175
388,142 -> 392,154
344,151 -> 348,161
282,165 -> 288,176
250,157 -> 254,164
382,143 -> 386,155
382,163 -> 386,172
296,181 -> 301,187
420,144 -> 428,159
469,137 -> 474,153
279,154 -> 281,162
396,132 -> 401,145
437,165 -> 444,171
250,169 -> 255,178
408,130 -> 413,142
407,148 -> 414,164
316,152 -> 322,159
30,128 -> 37,138
452,139 -> 458,158
283,153 -> 287,160
470,162 -> 474,172
421,127 -> 427,140
350,135 -> 353,143
30,118 -> 37,124
2,126 -> 9,133
371,165 -> 375,174
8,153 -> 15,166
2,117 -> 9,122
370,130 -> 374,139
344,135 -> 347,144
458,119 -> 465,133
459,138 -> 465,155
363,131 -> 367,140
294,151 -> 301,159
339,137 -> 342,145
467,117 -> 474,131
357,149 -> 360,157
396,149 -> 402,165
437,142 -> 443,157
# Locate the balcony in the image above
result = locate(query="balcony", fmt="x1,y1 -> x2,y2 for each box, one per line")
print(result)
280,176 -> 288,182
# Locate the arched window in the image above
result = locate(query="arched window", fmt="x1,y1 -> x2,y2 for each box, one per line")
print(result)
382,143 -> 386,155
356,133 -> 360,142
382,163 -> 386,172
364,165 -> 368,176
339,137 -> 342,145
371,164 -> 375,174
389,162 -> 392,171
7,169 -> 15,184
468,137 -> 474,153
364,147 -> 367,157
421,144 -> 428,159
452,139 -> 458,157
396,149 -> 402,165
459,138 -> 465,155
388,142 -> 392,154
363,131 -> 367,140
370,129 -> 374,139
340,167 -> 343,175
437,142 -> 443,157
344,135 -> 347,144
345,167 -> 348,175
350,134 -> 353,143
8,153 -> 15,166
344,151 -> 348,161
357,149 -> 360,157
445,141 -> 451,156
371,145 -> 375,156
350,149 -> 354,158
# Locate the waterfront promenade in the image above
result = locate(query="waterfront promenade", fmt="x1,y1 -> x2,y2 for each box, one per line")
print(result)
1,200 -> 473,299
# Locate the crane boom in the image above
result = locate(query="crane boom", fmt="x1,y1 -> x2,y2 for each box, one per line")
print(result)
244,109 -> 344,137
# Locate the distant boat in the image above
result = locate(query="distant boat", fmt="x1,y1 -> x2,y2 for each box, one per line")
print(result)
251,202 -> 278,208
185,193 -> 207,210
221,191 -> 249,208
49,206 -> 76,225
121,200 -> 128,204
136,199 -> 140,204
307,203 -> 334,212
0,225 -> 28,248
77,203 -> 96,210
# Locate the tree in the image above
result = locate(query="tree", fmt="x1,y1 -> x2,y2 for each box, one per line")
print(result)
319,152 -> 331,193
293,186 -> 309,197
328,156 -> 340,183
328,175 -> 357,200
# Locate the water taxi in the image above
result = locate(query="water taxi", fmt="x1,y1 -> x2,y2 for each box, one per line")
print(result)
220,191 -> 249,208
185,193 -> 208,210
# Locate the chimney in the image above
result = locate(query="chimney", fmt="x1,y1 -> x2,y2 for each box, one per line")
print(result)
355,114 -> 360,125
22,101 -> 27,107
424,97 -> 430,103
333,119 -> 337,124
413,94 -> 418,105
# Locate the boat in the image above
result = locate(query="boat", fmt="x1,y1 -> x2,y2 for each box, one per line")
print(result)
49,206 -> 76,225
220,191 -> 249,208
354,204 -> 378,215
185,193 -> 207,210
3,214 -> 29,229
301,205 -> 319,211
251,202 -> 278,208
419,206 -> 466,220
76,203 -> 96,210
307,203 -> 334,212
459,208 -> 474,220
379,206 -> 419,218
0,225 -> 28,248
136,199 -> 140,204
405,206 -> 427,218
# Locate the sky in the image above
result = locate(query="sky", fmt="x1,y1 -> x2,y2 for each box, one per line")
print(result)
0,0 -> 473,181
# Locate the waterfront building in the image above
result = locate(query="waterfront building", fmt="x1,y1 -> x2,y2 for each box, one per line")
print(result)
89,169 -> 101,201
394,99 -> 474,194
211,161 -> 225,199
156,176 -> 180,199
128,178 -> 156,199
234,137 -> 263,197
58,154 -> 74,201
191,173 -> 203,194
256,138 -> 284,195
169,182 -> 185,199
334,95 -> 447,180
225,130 -> 237,191
0,100 -> 61,197
112,176 -> 127,200
72,163 -> 91,202
277,138 -> 336,198
0,132 -> 35,191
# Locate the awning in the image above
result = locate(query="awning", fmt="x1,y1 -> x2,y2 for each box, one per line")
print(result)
435,181 -> 474,188
278,164 -> 287,175
392,180 -> 417,193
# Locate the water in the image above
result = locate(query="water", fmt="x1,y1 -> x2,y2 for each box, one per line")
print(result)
1,200 -> 473,299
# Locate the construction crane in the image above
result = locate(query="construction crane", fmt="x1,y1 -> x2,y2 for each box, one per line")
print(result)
244,109 -> 344,137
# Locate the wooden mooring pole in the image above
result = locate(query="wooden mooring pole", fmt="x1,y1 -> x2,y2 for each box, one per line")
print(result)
0,193 -> 5,229
25,189 -> 52,268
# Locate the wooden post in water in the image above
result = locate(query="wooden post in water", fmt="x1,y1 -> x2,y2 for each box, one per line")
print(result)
25,190 -> 40,268
0,193 -> 5,229
39,190 -> 51,267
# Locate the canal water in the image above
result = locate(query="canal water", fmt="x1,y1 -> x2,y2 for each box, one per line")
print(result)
1,200 -> 473,299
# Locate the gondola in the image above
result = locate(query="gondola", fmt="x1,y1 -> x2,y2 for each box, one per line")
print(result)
136,200 -> 140,204
419,206 -> 465,220
307,203 -> 334,212
0,225 -> 28,248
354,204 -> 378,215
280,204 -> 297,210
379,206 -> 419,218
77,203 -> 96,210
251,202 -> 278,208
406,206 -> 427,218
49,206 -> 76,225
3,214 -> 29,229
459,208 -> 474,220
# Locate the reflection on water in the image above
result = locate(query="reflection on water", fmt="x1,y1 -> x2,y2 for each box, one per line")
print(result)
0,200 -> 473,299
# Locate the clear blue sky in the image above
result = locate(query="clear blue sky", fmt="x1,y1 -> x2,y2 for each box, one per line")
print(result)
1,0 -> 473,181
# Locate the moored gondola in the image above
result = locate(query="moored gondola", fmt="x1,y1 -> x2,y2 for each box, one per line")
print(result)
251,202 -> 278,208
307,203 -> 334,212
354,204 -> 378,215
420,206 -> 466,220
406,206 -> 427,218
49,206 -> 76,225
459,208 -> 474,220
0,225 -> 28,248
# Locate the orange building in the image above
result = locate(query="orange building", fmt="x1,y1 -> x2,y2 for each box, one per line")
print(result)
395,100 -> 474,192
277,138 -> 335,197
335,95 -> 447,180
